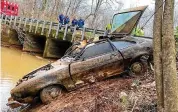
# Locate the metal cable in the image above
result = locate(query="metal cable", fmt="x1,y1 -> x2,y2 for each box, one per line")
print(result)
141,0 -> 165,30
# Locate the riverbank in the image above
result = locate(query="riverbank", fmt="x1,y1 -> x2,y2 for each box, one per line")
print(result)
22,70 -> 156,112
1,46 -> 157,112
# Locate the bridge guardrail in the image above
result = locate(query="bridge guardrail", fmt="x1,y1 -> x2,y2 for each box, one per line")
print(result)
1,14 -> 106,41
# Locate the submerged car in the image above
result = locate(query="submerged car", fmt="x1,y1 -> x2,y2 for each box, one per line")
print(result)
8,6 -> 153,108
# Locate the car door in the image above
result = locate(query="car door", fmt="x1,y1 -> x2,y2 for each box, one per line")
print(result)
70,41 -> 124,88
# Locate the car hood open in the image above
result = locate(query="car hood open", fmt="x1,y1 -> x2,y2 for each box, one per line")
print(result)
111,5 -> 147,35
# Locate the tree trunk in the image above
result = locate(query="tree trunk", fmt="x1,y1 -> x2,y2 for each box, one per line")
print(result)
153,0 -> 164,111
154,0 -> 178,111
162,0 -> 178,111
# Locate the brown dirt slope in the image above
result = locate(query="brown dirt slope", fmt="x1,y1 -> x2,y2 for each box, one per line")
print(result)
21,70 -> 157,112
27,77 -> 132,112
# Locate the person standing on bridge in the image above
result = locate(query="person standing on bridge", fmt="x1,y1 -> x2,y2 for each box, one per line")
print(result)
63,16 -> 70,32
64,16 -> 70,25
103,23 -> 111,37
71,17 -> 78,32
71,17 -> 78,27
78,18 -> 85,29
106,23 -> 111,33
58,13 -> 64,25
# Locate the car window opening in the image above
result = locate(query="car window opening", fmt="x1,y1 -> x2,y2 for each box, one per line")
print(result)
111,41 -> 135,50
80,42 -> 113,59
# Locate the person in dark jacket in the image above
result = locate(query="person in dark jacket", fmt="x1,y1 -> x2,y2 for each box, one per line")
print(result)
78,18 -> 84,28
71,18 -> 78,27
71,17 -> 78,32
64,16 -> 70,25
58,13 -> 64,25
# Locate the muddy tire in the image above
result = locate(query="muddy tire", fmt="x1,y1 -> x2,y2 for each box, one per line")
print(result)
129,60 -> 147,76
40,85 -> 63,104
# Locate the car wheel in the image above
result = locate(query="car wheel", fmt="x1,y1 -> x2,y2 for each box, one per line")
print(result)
40,85 -> 63,104
130,60 -> 147,76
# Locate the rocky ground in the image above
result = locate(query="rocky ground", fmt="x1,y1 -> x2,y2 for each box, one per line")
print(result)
10,69 -> 156,112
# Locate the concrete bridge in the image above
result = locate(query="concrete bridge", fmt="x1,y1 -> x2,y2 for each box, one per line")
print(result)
1,14 -> 105,58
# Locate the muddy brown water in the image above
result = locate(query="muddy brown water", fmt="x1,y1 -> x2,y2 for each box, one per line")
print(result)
1,47 -> 50,111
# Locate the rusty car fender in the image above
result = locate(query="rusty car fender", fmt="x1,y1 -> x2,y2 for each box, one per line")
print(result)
10,66 -> 75,99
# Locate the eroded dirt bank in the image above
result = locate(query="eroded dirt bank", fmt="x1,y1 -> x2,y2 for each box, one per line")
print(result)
23,70 -> 156,112
27,77 -> 131,112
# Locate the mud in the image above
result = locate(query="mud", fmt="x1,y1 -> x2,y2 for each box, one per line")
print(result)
25,76 -> 132,112
21,70 -> 157,112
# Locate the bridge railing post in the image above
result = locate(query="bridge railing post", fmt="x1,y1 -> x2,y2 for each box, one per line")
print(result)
103,30 -> 108,36
35,20 -> 39,34
9,15 -> 12,25
81,27 -> 85,41
29,19 -> 33,32
13,16 -> 17,26
0,14 -> 3,22
48,22 -> 53,37
92,29 -> 96,38
71,26 -> 77,42
55,23 -> 60,39
18,17 -> 22,28
23,18 -> 28,31
9,15 -> 12,26
0,14 -> 2,24
41,20 -> 46,35
0,14 -> 2,19
4,15 -> 7,24
63,24 -> 68,40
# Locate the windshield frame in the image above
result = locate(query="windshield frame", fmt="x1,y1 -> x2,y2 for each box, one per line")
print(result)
111,11 -> 141,35
111,6 -> 147,35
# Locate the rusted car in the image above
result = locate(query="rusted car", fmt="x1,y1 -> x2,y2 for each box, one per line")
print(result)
8,6 -> 153,108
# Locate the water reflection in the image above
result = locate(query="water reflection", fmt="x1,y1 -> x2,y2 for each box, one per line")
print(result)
1,47 -> 49,111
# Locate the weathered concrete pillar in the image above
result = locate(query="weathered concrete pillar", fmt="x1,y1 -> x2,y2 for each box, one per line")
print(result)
1,25 -> 21,45
43,38 -> 72,58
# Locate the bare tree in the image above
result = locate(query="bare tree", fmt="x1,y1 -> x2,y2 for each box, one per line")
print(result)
31,0 -> 36,18
85,0 -> 123,28
13,0 -> 123,29
65,0 -> 72,16
70,0 -> 83,17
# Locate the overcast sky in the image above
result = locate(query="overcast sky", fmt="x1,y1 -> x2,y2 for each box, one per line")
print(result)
121,0 -> 155,9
